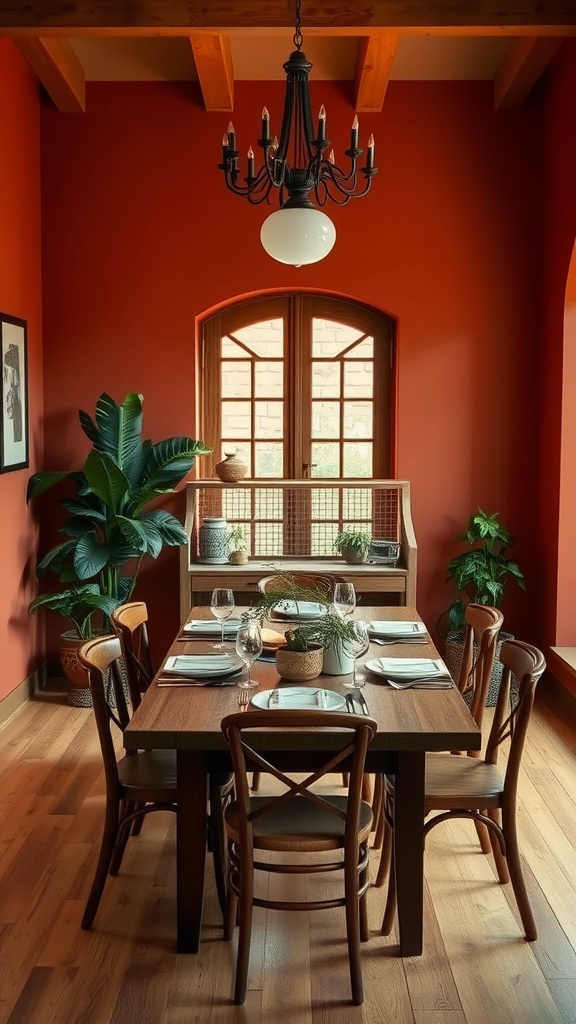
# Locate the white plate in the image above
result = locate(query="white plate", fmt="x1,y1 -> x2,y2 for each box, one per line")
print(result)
368,620 -> 426,638
163,654 -> 238,678
251,687 -> 346,710
366,657 -> 447,680
270,600 -> 327,621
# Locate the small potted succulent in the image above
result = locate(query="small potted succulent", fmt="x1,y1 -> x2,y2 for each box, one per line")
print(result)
228,524 -> 249,565
333,528 -> 372,564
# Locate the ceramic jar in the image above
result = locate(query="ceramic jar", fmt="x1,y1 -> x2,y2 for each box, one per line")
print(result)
198,517 -> 229,564
215,451 -> 248,482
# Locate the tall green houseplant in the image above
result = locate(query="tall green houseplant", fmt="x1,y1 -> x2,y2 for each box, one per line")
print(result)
28,391 -> 211,637
439,508 -> 526,638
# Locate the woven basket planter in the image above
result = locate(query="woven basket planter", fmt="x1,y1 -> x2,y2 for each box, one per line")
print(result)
276,644 -> 323,682
444,630 -> 512,708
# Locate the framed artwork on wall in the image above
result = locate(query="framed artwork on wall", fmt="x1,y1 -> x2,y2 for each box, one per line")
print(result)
0,313 -> 28,473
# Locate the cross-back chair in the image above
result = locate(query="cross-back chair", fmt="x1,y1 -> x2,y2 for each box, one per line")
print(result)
220,708 -> 377,1006
373,602 -> 504,878
379,638 -> 546,942
111,601 -> 154,708
78,633 -> 232,928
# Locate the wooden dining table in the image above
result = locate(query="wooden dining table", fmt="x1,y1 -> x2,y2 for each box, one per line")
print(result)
123,605 -> 480,956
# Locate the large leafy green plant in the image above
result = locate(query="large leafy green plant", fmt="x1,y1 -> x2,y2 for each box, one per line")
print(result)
27,392 -> 211,637
438,508 -> 526,637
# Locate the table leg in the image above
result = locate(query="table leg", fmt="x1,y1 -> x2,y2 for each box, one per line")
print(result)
176,749 -> 208,953
394,750 -> 425,956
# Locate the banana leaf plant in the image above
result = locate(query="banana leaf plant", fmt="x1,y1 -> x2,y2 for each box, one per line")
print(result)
27,391 -> 211,638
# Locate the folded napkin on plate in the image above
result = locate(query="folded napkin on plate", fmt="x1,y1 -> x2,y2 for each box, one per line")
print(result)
377,657 -> 445,678
182,619 -> 241,635
268,688 -> 327,708
368,620 -> 426,638
162,654 -> 233,676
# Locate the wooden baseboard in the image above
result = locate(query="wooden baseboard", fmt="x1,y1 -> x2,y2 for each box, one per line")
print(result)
0,661 -> 50,730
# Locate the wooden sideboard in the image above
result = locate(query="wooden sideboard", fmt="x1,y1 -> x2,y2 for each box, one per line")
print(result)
179,479 -> 417,622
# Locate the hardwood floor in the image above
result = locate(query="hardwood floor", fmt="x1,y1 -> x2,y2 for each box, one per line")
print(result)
0,683 -> 575,1024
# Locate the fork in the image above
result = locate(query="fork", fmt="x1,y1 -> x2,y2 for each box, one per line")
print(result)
372,638 -> 428,646
237,689 -> 251,710
384,676 -> 453,689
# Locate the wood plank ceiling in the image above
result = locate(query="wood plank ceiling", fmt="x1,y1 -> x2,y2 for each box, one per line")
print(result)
1,1 -> 574,115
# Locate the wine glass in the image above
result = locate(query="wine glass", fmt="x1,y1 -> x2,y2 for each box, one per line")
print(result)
210,588 -> 235,648
235,622 -> 263,689
333,582 -> 356,620
343,620 -> 370,689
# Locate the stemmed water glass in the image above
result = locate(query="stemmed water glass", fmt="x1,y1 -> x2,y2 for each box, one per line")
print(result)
210,588 -> 235,648
343,620 -> 370,689
333,582 -> 356,619
235,622 -> 263,689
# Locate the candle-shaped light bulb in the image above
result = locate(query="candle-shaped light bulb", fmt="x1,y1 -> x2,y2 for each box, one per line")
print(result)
351,114 -> 359,151
272,135 -> 279,151
329,150 -> 335,164
227,121 -> 236,150
247,146 -> 255,179
261,106 -> 270,140
317,104 -> 326,142
367,133 -> 375,169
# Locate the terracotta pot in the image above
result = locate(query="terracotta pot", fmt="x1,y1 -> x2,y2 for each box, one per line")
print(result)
276,644 -> 323,682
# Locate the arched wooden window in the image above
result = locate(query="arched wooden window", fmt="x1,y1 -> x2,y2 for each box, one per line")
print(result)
201,293 -> 395,481
199,294 -> 395,559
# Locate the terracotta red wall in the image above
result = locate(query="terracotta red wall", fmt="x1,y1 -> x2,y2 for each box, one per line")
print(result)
39,77 -> 543,659
538,40 -> 576,652
0,41 -> 44,701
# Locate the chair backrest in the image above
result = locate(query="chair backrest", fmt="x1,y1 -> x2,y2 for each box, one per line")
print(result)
258,573 -> 346,599
221,710 -> 377,847
111,601 -> 154,708
458,604 -> 504,727
78,634 -> 131,792
484,638 -> 546,796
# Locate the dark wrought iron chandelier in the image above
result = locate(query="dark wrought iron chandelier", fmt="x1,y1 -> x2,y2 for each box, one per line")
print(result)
218,0 -> 378,266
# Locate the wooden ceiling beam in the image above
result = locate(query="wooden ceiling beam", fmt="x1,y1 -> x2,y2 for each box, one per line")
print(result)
354,33 -> 398,112
0,1 -> 576,33
494,36 -> 564,109
13,36 -> 85,111
189,33 -> 233,111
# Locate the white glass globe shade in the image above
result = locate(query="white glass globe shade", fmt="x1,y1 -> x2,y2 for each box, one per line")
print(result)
260,206 -> 336,266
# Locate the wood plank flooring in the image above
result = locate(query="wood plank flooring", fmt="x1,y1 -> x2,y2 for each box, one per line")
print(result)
0,683 -> 575,1024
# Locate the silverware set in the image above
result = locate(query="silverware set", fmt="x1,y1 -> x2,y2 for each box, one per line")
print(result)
345,691 -> 370,714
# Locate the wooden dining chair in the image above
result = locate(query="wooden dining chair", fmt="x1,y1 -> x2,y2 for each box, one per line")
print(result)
78,634 -> 233,927
372,603 -> 504,874
111,601 -> 154,708
379,638 -> 545,941
220,708 -> 377,1005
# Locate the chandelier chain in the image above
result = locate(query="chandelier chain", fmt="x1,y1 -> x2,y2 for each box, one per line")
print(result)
293,0 -> 303,50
